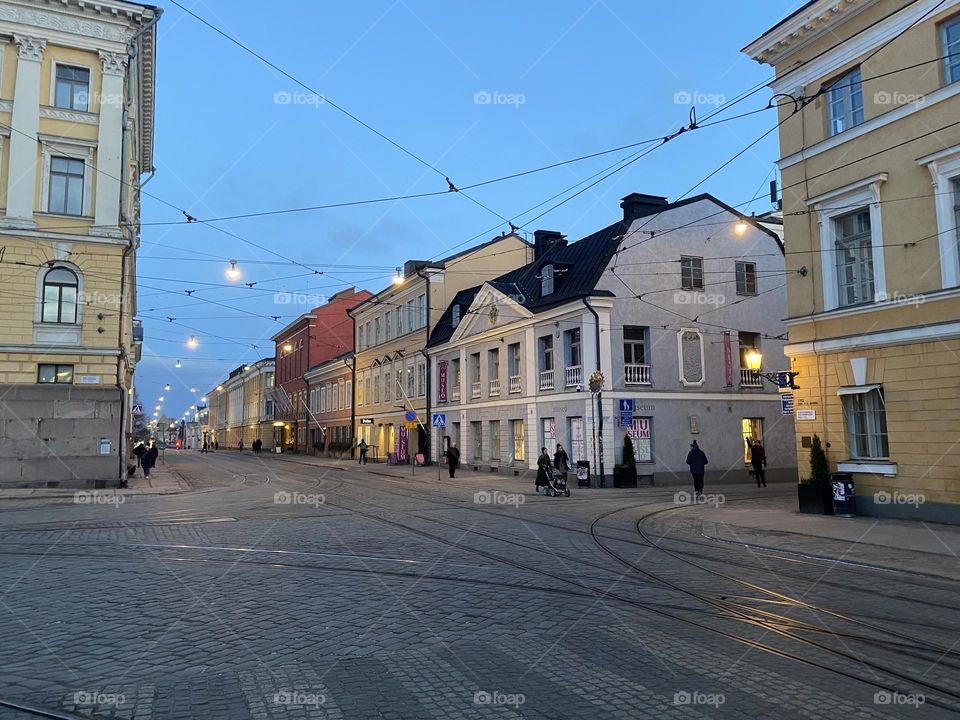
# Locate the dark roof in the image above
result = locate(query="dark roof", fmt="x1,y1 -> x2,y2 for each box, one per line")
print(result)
427,286 -> 483,347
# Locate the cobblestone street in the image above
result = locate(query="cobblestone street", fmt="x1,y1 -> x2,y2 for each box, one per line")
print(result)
1,452 -> 958,719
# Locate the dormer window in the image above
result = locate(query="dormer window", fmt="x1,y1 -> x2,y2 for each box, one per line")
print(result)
541,265 -> 554,296
451,304 -> 461,328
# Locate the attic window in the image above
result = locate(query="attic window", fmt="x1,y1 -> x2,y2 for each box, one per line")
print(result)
541,265 -> 554,296
452,304 -> 461,328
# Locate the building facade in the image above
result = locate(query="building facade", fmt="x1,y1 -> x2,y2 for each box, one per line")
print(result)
304,352 -> 353,455
745,0 -> 960,521
204,359 -> 275,449
271,287 -> 371,452
429,194 -> 796,485
0,0 -> 158,485
349,234 -> 532,463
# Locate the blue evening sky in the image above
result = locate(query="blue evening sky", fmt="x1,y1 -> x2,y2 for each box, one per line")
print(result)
137,0 -> 797,420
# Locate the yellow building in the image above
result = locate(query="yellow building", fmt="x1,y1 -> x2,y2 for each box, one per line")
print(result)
204,359 -> 277,451
0,1 -> 158,486
348,234 -> 531,463
744,0 -> 960,520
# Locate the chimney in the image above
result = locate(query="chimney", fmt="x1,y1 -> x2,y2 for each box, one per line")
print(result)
620,193 -> 669,224
533,229 -> 566,260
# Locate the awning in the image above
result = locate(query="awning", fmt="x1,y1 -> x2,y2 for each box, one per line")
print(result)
836,384 -> 881,396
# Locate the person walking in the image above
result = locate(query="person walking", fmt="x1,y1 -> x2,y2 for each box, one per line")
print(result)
201,440 -> 208,454
358,438 -> 368,464
553,444 -> 569,473
141,441 -> 158,479
445,442 -> 461,478
238,439 -> 244,452
132,440 -> 146,470
751,439 -> 767,487
685,440 -> 708,497
535,447 -> 552,493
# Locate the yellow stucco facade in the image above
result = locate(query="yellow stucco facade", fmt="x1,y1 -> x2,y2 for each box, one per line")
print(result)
745,0 -> 960,520
0,2 -> 158,486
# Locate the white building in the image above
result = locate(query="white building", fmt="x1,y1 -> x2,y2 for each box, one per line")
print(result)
428,193 -> 797,486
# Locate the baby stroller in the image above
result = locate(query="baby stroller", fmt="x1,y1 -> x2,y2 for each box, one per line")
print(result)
540,467 -> 570,497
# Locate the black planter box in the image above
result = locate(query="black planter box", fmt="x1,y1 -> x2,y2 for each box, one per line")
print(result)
798,482 -> 832,514
613,465 -> 638,488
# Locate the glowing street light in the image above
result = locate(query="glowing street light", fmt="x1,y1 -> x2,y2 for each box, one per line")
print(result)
187,336 -> 199,349
226,259 -> 241,281
392,267 -> 403,285
734,218 -> 749,236
175,360 -> 182,369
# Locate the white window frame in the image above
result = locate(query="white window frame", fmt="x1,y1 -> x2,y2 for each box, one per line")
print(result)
826,66 -> 864,136
834,208 -> 875,307
839,385 -> 889,460
942,14 -> 960,85
39,135 -> 96,217
919,146 -> 960,288
50,62 -> 93,112
809,174 -> 887,311
541,264 -> 554,296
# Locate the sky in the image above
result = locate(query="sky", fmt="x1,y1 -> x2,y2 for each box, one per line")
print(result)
136,0 -> 799,422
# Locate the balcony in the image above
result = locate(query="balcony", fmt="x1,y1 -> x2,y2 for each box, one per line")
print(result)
625,364 -> 652,385
489,378 -> 501,396
451,386 -> 461,401
509,375 -> 521,393
539,369 -> 555,391
740,368 -> 763,387
564,365 -> 582,388
471,381 -> 482,399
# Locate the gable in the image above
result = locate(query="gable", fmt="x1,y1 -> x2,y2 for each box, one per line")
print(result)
449,284 -> 533,344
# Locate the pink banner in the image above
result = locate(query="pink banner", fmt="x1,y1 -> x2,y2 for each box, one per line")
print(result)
438,361 -> 447,402
723,332 -> 734,387
398,427 -> 408,463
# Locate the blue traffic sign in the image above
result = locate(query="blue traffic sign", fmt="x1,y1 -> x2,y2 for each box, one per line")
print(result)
781,393 -> 794,416
619,399 -> 634,413
432,413 -> 446,428
405,410 -> 417,422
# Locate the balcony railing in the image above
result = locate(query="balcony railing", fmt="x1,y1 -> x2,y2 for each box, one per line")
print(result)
489,378 -> 501,396
624,364 -> 652,385
509,375 -> 521,393
471,381 -> 482,399
451,386 -> 461,401
539,369 -> 555,391
565,365 -> 582,388
740,368 -> 763,387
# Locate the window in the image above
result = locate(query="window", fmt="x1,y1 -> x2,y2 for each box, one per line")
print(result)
735,261 -> 757,295
396,367 -> 403,400
835,209 -> 874,306
568,417 -> 585,462
827,66 -> 863,136
512,419 -> 525,461
49,157 -> 85,216
541,417 -> 556,451
417,363 -> 426,397
842,388 -> 889,459
623,326 -> 648,365
539,335 -> 553,371
508,343 -> 521,377
541,264 -> 554,296
374,375 -> 380,404
738,331 -> 760,369
38,364 -> 73,384
451,304 -> 461,328
406,364 -> 414,398
742,418 -> 764,464
54,65 -> 90,111
680,256 -> 704,290
365,377 -> 372,407
41,267 -> 79,324
565,328 -> 581,368
374,317 -> 381,345
357,326 -> 363,351
472,421 -> 482,459
396,307 -> 403,336
385,311 -> 392,340
942,16 -> 960,84
346,381 -> 353,409
406,300 -> 415,332
488,348 -> 499,380
954,179 -> 960,255
357,377 -> 364,406
417,294 -> 427,328
365,322 -> 372,348
320,386 -> 327,413
490,420 -> 501,460
383,371 -> 391,402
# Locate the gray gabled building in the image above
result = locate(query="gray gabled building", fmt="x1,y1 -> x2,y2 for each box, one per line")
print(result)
428,192 -> 797,487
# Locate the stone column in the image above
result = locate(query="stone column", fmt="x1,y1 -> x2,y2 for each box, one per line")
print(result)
91,50 -> 127,237
5,34 -> 46,228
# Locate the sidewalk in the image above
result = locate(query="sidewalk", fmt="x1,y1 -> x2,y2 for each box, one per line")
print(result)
0,463 -> 189,500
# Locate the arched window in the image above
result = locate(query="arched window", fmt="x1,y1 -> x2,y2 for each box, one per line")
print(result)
41,267 -> 79,324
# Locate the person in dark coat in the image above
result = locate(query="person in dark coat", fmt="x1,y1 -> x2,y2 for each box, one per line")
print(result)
685,440 -> 708,496
553,444 -> 569,472
445,443 -> 461,478
358,439 -> 368,464
535,447 -> 552,492
132,441 -> 146,468
201,440 -> 208,454
214,440 -> 219,451
141,441 -> 159,478
751,439 -> 767,487
238,439 -> 244,452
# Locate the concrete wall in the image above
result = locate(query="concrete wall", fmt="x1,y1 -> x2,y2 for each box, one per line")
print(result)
0,383 -> 120,486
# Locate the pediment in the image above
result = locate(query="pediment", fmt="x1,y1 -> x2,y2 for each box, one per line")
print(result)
449,283 -> 533,343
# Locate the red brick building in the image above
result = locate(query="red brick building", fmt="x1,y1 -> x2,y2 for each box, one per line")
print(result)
271,287 -> 371,451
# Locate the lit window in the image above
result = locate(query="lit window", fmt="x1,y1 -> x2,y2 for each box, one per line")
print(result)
49,157 -> 85,216
841,387 -> 889,459
942,16 -> 960,84
827,67 -> 864,136
680,256 -> 704,290
54,65 -> 90,111
41,267 -> 79,324
835,209 -> 874,306
735,261 -> 757,295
